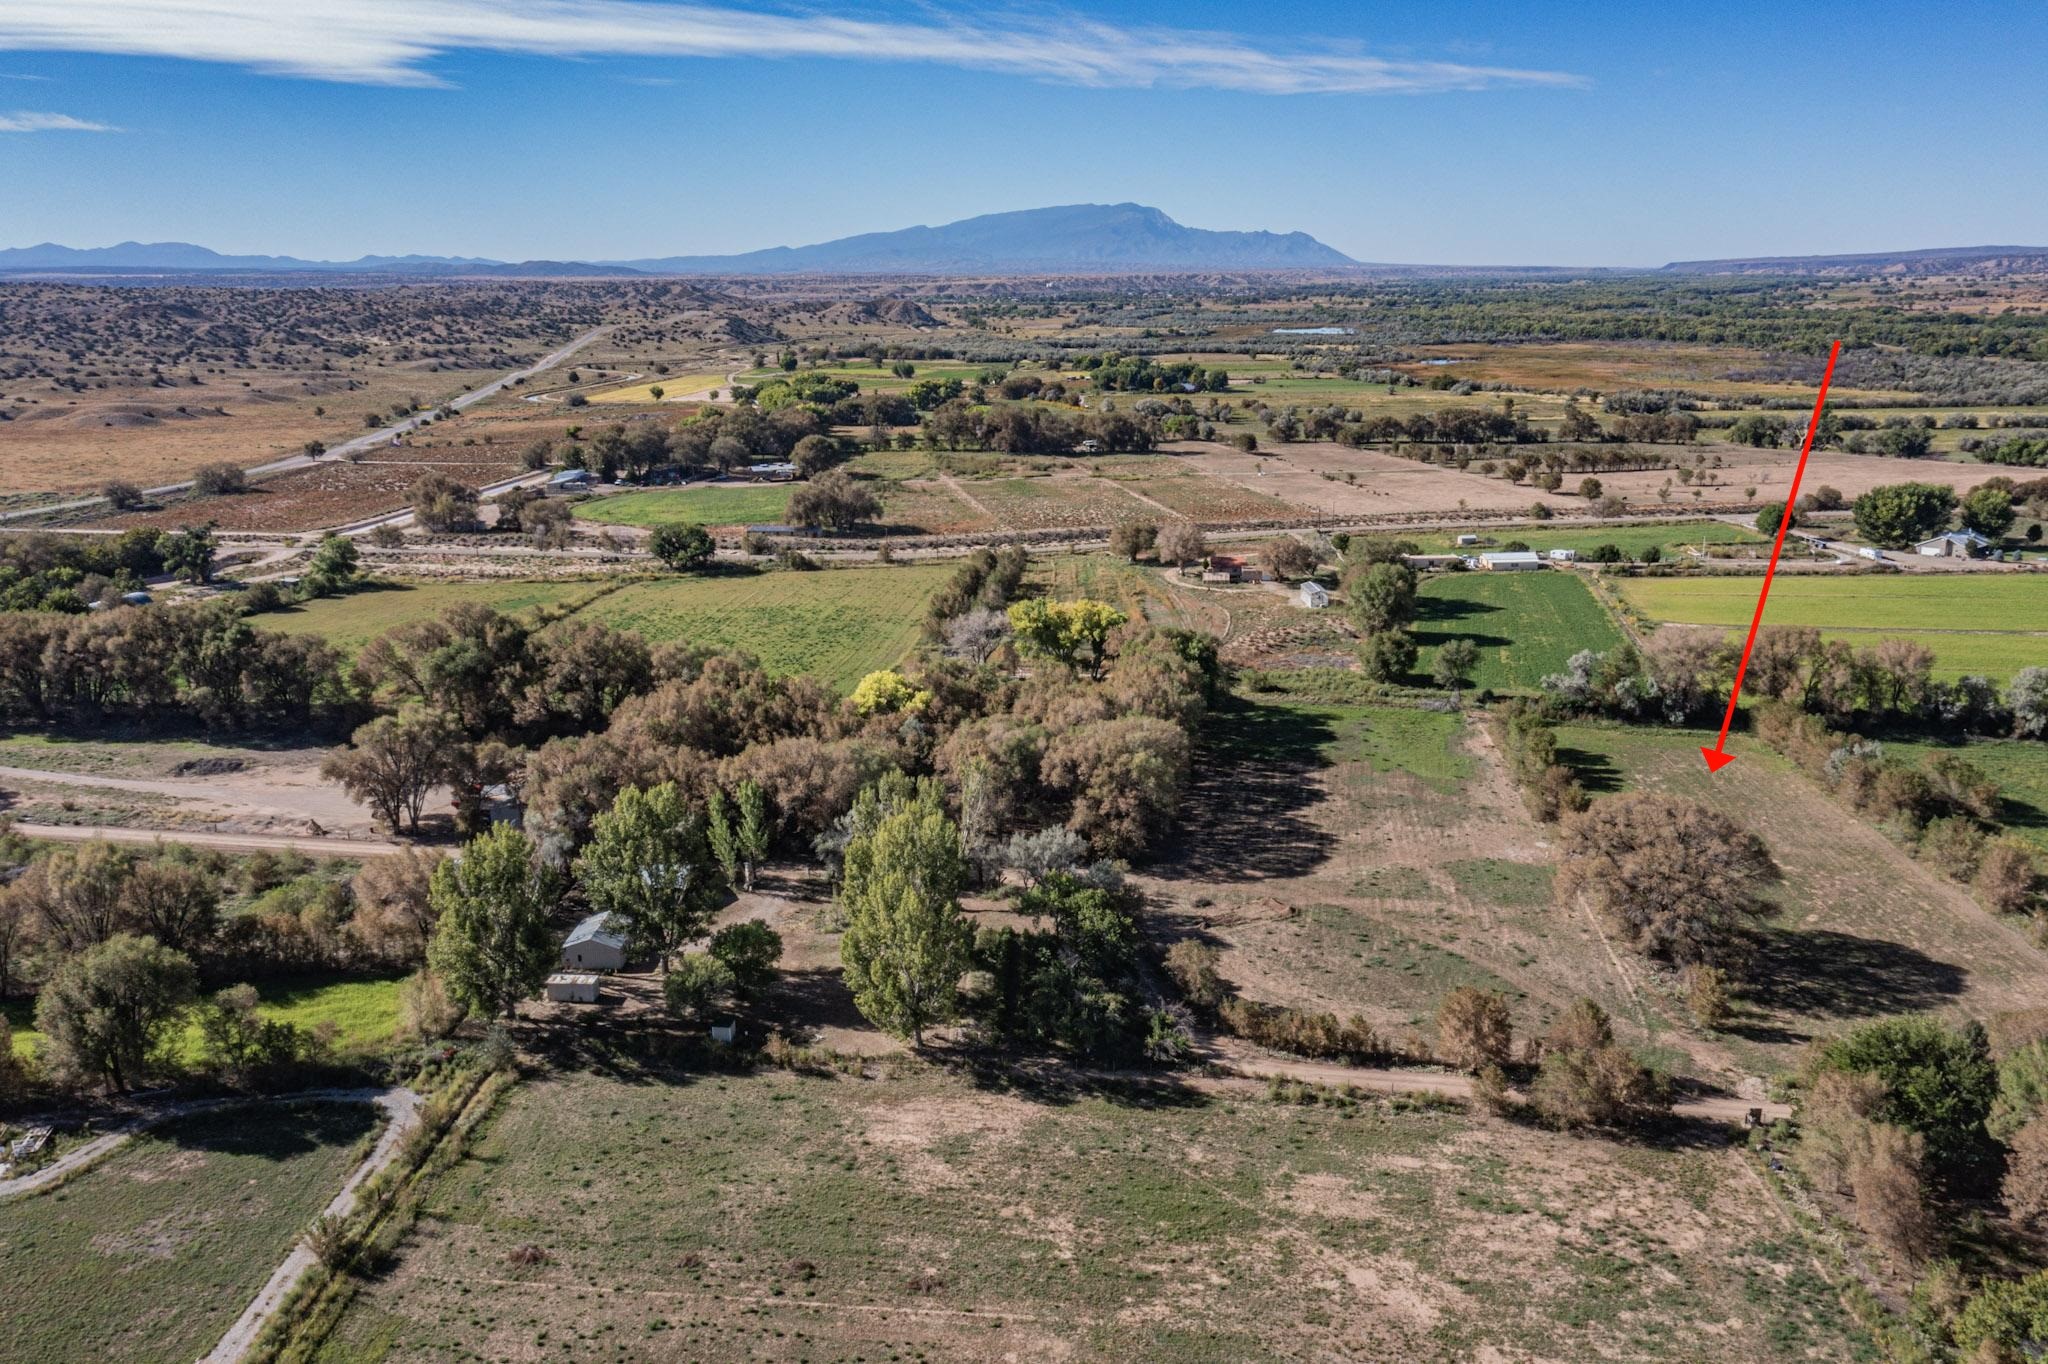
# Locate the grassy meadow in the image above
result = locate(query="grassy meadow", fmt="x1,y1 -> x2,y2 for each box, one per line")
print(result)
7,972 -> 404,1062
572,563 -> 955,691
308,1064 -> 1867,1364
1413,570 -> 1625,693
572,484 -> 794,528
1,1102 -> 383,1364
260,579 -> 609,653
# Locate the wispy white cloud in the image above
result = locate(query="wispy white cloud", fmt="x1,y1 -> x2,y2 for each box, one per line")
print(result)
0,0 -> 1584,95
0,109 -> 117,131
0,72 -> 52,80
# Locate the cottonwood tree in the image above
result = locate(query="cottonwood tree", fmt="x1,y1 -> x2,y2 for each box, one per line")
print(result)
1109,520 -> 1158,561
1433,637 -> 1479,696
1347,561 -> 1418,636
11,839 -> 132,951
322,709 -> 462,834
1007,598 -> 1128,678
1262,536 -> 1318,581
576,782 -> 725,970
409,473 -> 481,533
126,858 -> 220,954
427,824 -> 562,1018
1556,794 -> 1778,967
1154,520 -> 1207,567
35,933 -> 198,1092
788,470 -> 881,531
708,921 -> 782,998
648,522 -> 714,570
350,847 -> 448,964
838,776 -> 972,1046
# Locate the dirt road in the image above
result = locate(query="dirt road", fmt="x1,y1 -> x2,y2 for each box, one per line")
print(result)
1201,1034 -> 1788,1123
9,821 -> 405,857
199,1088 -> 423,1364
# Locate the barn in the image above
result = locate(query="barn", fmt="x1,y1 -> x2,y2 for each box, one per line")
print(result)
561,912 -> 628,972
1480,552 -> 1543,572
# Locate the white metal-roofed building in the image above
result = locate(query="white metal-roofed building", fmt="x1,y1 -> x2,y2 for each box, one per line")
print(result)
561,911 -> 628,972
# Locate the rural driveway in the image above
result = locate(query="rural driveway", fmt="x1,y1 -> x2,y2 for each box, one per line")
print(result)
200,1088 -> 423,1364
0,325 -> 611,524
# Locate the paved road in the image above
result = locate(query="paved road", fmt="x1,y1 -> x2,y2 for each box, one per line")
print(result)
0,326 -> 610,525
9,821 -> 406,858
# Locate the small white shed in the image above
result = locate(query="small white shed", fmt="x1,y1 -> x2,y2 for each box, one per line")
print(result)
1547,548 -> 1578,563
561,911 -> 628,972
1299,581 -> 1331,609
546,973 -> 601,1004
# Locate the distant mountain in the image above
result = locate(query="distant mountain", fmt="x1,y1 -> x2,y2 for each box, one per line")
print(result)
0,241 -> 645,277
613,204 -> 1357,274
1662,245 -> 2048,276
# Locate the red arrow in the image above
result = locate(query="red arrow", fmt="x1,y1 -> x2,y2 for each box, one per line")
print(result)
1701,338 -> 1843,773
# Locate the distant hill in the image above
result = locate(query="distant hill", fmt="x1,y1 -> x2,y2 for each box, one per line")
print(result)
0,241 -> 645,277
611,204 -> 1357,274
1662,245 -> 2048,276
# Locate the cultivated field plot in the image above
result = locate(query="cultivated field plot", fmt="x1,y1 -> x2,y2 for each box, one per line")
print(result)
1412,570 -> 1625,693
966,474 -> 1151,531
1415,520 -> 1765,561
0,1102 -> 383,1364
1093,461 -> 1309,522
311,1065 -> 1862,1364
1585,445 -> 2014,509
573,484 -> 795,528
261,579 -> 613,653
1617,573 -> 2048,680
1554,722 -> 2048,1074
568,563 -> 954,691
1032,555 -> 1226,635
586,373 -> 728,402
1173,442 -> 1574,520
95,454 -> 520,533
1394,342 -> 1915,405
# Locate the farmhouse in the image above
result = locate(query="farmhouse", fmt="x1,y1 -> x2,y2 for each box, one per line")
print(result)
561,911 -> 628,972
545,973 -> 602,1004
1203,554 -> 1263,584
1915,529 -> 1993,558
1480,552 -> 1544,571
1402,554 -> 1465,571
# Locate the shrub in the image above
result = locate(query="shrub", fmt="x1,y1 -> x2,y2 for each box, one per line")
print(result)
1163,940 -> 1226,1011
191,462 -> 247,496
664,953 -> 737,1020
1436,987 -> 1513,1071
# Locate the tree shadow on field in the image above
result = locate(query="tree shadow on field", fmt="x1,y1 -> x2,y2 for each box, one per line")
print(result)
1161,695 -> 1336,882
160,1099 -> 380,1162
1557,744 -> 1624,795
956,1054 -> 1212,1112
1734,928 -> 1966,1043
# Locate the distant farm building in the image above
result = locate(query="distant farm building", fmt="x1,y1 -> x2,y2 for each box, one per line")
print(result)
1455,534 -> 1482,546
546,469 -> 593,495
1480,552 -> 1544,571
545,973 -> 601,1004
1299,581 -> 1330,608
1547,548 -> 1578,562
1915,529 -> 1992,558
1402,554 -> 1464,571
746,462 -> 797,481
1203,554 -> 1263,584
561,912 -> 628,972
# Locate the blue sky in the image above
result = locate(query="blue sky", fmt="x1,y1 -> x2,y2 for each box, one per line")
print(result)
1,0 -> 2043,265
